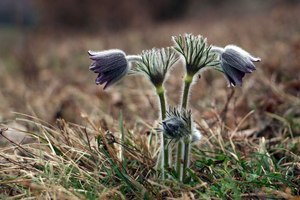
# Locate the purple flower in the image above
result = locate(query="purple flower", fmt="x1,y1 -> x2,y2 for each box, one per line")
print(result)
162,108 -> 192,141
88,49 -> 129,89
162,117 -> 186,140
160,107 -> 201,142
218,45 -> 261,86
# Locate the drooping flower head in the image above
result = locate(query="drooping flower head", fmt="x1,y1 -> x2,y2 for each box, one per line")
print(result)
172,34 -> 219,77
88,49 -> 140,89
133,47 -> 179,88
161,107 -> 201,142
212,45 -> 261,86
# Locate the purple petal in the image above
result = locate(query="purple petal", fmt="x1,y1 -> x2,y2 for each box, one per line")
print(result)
96,71 -> 119,85
95,73 -> 105,85
222,49 -> 256,73
88,52 -> 128,74
89,62 -> 101,72
95,54 -> 127,73
93,64 -> 128,89
88,49 -> 125,60
225,45 -> 260,63
103,67 -> 128,89
221,61 -> 245,86
88,49 -> 130,89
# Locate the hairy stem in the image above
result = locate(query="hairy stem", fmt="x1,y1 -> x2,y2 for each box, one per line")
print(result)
156,86 -> 168,179
210,46 -> 225,54
181,74 -> 193,109
176,140 -> 184,181
182,138 -> 191,182
126,55 -> 142,62
180,74 -> 193,181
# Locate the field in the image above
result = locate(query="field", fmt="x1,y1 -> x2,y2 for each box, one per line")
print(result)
0,2 -> 300,199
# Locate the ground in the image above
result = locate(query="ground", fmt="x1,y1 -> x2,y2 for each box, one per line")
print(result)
0,3 -> 299,199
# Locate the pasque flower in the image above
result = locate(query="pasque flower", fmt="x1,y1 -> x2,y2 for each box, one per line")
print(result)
134,47 -> 178,87
162,117 -> 188,141
172,34 -> 219,77
172,34 -> 219,109
133,48 -> 178,177
161,107 -> 201,182
161,107 -> 201,142
88,49 -> 141,89
212,45 -> 261,86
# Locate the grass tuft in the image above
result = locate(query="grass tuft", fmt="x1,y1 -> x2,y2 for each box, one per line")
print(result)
1,110 -> 299,199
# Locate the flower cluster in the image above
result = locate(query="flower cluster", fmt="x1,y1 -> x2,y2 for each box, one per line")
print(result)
87,33 -> 261,182
88,36 -> 260,89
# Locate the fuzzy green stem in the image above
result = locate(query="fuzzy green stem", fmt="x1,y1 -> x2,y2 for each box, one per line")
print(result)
181,74 -> 193,109
156,85 -> 168,179
180,74 -> 193,182
125,55 -> 142,62
176,140 -> 184,181
156,86 -> 166,119
182,138 -> 191,182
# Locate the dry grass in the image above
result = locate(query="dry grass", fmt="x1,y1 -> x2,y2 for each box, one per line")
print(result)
0,3 -> 300,199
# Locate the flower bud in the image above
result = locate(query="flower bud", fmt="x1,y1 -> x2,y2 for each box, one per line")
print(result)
88,49 -> 129,89
161,107 -> 201,142
212,45 -> 261,86
133,47 -> 178,87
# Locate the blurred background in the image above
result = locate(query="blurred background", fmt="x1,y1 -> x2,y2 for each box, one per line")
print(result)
0,0 -> 299,138
0,0 -> 298,29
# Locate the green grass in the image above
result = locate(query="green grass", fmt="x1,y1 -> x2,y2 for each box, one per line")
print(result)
0,112 -> 299,199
